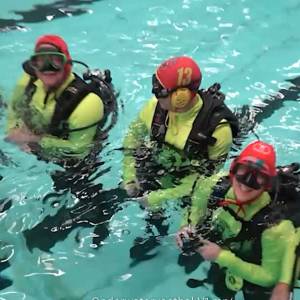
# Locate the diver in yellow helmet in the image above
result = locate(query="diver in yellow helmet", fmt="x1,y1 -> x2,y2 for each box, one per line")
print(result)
5,34 -> 117,163
176,141 -> 300,300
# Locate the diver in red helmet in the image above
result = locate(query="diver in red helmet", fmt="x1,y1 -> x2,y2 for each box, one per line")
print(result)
176,140 -> 300,300
122,56 -> 238,261
122,55 -> 238,210
5,35 -> 124,251
5,34 -> 116,162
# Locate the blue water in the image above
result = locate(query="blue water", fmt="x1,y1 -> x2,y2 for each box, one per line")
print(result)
0,0 -> 300,299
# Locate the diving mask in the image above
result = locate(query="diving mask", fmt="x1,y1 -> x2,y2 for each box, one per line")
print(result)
233,163 -> 271,190
30,49 -> 67,73
152,74 -> 172,98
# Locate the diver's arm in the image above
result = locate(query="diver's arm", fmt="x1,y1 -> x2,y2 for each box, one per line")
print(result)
180,171 -> 226,226
276,228 -> 300,285
215,220 -> 298,287
122,98 -> 156,185
176,124 -> 232,224
122,118 -> 149,184
39,92 -> 103,158
147,173 -> 199,210
6,73 -> 31,132
271,228 -> 300,300
147,171 -> 224,212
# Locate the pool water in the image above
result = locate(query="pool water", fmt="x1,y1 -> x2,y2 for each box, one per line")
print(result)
0,0 -> 300,299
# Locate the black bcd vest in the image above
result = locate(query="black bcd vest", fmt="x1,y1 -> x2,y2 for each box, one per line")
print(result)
22,60 -> 117,139
150,83 -> 239,160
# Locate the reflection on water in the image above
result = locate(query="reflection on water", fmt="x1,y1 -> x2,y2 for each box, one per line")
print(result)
0,0 -> 300,298
0,0 -> 102,32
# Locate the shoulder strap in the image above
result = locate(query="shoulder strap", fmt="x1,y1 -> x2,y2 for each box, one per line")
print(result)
150,102 -> 168,144
184,90 -> 220,156
86,72 -> 118,138
184,84 -> 239,159
49,74 -> 91,137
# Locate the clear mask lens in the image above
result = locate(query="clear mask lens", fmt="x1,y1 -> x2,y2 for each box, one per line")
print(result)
30,52 -> 67,72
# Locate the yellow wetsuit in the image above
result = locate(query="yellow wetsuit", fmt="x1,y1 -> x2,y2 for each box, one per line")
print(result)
214,188 -> 297,289
7,72 -> 104,159
276,228 -> 300,288
123,95 -> 233,209
183,173 -> 299,292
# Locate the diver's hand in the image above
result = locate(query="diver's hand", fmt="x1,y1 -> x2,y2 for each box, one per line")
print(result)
196,240 -> 221,261
270,283 -> 290,300
175,225 -> 196,249
123,179 -> 141,197
20,143 -> 33,153
20,142 -> 42,154
134,195 -> 149,208
6,127 -> 41,145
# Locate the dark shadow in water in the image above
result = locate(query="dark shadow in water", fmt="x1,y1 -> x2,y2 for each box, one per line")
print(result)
129,210 -> 169,267
0,198 -> 13,290
231,76 -> 300,153
0,0 -> 102,32
0,262 -> 12,290
23,158 -> 127,253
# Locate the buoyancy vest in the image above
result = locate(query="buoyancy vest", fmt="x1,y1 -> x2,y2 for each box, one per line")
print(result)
22,61 -> 117,139
202,163 -> 300,263
150,83 -> 239,160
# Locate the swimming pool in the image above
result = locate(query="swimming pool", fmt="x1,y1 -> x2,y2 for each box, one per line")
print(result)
0,0 -> 299,299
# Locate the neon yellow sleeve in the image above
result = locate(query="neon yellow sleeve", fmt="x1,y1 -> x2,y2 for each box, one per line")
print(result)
122,98 -> 155,184
122,118 -> 148,184
147,173 -> 199,209
39,92 -> 103,158
208,121 -> 233,160
277,228 -> 300,284
180,171 -> 226,226
148,171 -> 226,213
216,220 -> 297,287
6,73 -> 31,132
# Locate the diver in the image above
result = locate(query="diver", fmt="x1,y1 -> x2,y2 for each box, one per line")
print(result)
5,34 -> 117,162
122,56 -> 239,262
5,34 -> 124,252
176,141 -> 300,300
